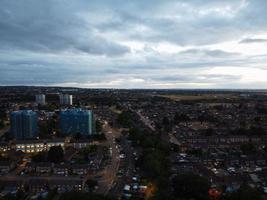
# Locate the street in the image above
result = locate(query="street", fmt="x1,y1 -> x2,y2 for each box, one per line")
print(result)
109,133 -> 135,199
95,121 -> 121,195
136,110 -> 155,131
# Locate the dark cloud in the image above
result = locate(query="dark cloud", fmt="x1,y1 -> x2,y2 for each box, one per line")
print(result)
150,74 -> 241,83
94,0 -> 267,46
0,0 -> 129,56
1,0 -> 267,88
179,49 -> 240,57
239,38 -> 267,43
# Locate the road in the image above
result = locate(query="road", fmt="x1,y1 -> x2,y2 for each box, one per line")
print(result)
94,120 -> 135,199
0,120 -> 122,195
169,133 -> 181,146
94,121 -> 121,195
136,110 -> 155,131
109,133 -> 135,199
136,109 -> 181,147
1,116 -> 135,198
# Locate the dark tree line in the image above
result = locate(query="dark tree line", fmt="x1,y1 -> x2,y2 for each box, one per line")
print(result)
31,146 -> 64,163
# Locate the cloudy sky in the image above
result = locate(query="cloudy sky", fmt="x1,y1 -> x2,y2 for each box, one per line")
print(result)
1,0 -> 267,89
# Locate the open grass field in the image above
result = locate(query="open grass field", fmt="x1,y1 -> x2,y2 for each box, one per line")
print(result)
153,94 -> 238,101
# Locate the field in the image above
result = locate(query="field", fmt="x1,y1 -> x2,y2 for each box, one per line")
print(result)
154,94 -> 238,101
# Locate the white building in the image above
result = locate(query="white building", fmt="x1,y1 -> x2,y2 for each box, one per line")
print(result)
15,139 -> 65,153
35,94 -> 46,105
0,139 -> 96,154
59,94 -> 73,105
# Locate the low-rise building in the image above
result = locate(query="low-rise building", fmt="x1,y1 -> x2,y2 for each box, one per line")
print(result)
0,161 -> 15,174
0,177 -> 87,193
25,162 -> 52,174
53,164 -> 69,176
36,162 -> 52,174
15,139 -> 65,153
0,142 -> 9,153
71,164 -> 90,175
0,138 -> 100,154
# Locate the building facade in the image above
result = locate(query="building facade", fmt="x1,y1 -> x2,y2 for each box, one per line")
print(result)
60,109 -> 95,136
0,139 -> 95,154
35,94 -> 46,105
59,94 -> 73,105
15,139 -> 65,153
10,110 -> 38,140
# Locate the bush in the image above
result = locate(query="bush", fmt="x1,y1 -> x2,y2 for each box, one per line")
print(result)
48,146 -> 64,163
172,173 -> 211,200
59,191 -> 116,200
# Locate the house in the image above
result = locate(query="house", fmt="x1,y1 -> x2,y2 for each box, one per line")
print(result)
48,179 -> 85,193
70,140 -> 96,149
53,164 -> 69,176
0,177 -> 87,193
71,164 -> 89,175
36,162 -> 52,173
0,161 -> 15,174
25,162 -> 52,174
25,162 -> 36,173
0,142 -> 9,153
15,139 -> 65,153
27,178 -> 86,192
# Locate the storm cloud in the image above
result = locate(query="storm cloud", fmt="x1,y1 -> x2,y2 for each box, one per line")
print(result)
1,0 -> 267,88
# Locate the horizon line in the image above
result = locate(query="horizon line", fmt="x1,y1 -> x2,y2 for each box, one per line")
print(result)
1,85 -> 267,91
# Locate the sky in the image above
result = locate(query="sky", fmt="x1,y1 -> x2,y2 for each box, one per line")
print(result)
1,0 -> 267,89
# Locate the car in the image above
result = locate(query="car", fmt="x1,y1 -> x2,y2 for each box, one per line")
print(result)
120,154 -> 126,159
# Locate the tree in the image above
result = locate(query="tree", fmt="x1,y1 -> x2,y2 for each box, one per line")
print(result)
240,143 -> 256,154
117,111 -> 132,127
95,120 -> 102,133
162,116 -> 170,126
31,151 -> 47,162
198,113 -> 218,123
48,146 -> 64,163
249,126 -> 266,136
0,111 -> 6,120
138,148 -> 169,181
204,128 -> 215,136
0,120 -> 4,129
79,145 -> 97,160
74,132 -> 82,140
171,143 -> 180,153
16,189 -> 26,200
38,123 -> 50,138
85,179 -> 98,191
0,194 -> 16,200
172,173 -> 210,200
162,116 -> 172,132
45,188 -> 57,200
174,113 -> 190,124
59,191 -> 116,200
129,127 -> 142,144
